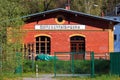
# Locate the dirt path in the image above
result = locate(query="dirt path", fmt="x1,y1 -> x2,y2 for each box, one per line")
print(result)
23,77 -> 53,80
23,74 -> 90,80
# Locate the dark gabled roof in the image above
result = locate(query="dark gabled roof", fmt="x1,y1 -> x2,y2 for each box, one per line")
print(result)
22,8 -> 120,24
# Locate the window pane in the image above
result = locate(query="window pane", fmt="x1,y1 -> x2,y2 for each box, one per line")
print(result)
36,37 -> 39,41
41,43 -> 45,47
36,36 -> 51,54
47,43 -> 50,46
36,43 -> 39,47
36,51 -> 39,54
41,37 -> 45,41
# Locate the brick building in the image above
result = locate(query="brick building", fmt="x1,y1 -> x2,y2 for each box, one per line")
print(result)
22,8 -> 119,60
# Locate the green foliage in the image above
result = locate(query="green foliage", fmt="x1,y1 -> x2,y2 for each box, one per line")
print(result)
53,75 -> 120,80
19,0 -> 42,14
0,0 -> 24,76
95,60 -> 110,74
74,60 -> 91,74
0,0 -> 25,26
56,60 -> 71,73
71,0 -> 104,16
22,60 -> 110,74
1,74 -> 120,80
36,61 -> 54,73
23,60 -> 34,73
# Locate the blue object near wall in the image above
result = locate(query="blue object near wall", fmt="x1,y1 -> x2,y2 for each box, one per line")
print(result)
35,54 -> 58,61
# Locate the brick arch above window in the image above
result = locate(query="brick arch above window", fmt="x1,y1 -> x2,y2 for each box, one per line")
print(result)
69,34 -> 86,38
34,34 -> 51,38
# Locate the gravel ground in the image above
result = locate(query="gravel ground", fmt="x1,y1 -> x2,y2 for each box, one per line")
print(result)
23,74 -> 54,80
23,74 -> 90,80
23,77 -> 53,80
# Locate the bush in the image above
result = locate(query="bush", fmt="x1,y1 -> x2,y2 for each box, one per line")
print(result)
23,60 -> 34,73
35,61 -> 54,73
55,60 -> 91,74
74,60 -> 90,74
95,60 -> 110,74
22,59 -> 110,74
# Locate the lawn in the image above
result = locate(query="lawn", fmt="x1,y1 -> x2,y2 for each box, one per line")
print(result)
1,74 -> 120,80
54,75 -> 120,80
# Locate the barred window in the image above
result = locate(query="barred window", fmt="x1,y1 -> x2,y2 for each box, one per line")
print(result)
36,36 -> 50,54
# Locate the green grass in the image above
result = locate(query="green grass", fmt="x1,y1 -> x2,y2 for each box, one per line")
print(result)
1,73 -> 120,80
54,75 -> 120,80
0,73 -> 22,80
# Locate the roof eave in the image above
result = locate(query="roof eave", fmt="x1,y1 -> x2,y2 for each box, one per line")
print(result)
22,8 -> 120,24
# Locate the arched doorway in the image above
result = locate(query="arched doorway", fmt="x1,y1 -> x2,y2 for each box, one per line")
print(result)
70,36 -> 85,59
36,36 -> 51,54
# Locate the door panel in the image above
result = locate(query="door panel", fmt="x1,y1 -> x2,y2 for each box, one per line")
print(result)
70,36 -> 85,60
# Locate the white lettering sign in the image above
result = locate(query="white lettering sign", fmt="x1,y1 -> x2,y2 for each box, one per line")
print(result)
35,25 -> 85,30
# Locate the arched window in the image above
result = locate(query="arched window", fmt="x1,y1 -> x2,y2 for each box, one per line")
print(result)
70,36 -> 85,52
36,36 -> 51,54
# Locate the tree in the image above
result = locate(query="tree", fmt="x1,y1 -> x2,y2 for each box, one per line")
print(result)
19,0 -> 42,14
53,0 -> 67,8
0,0 -> 25,74
18,0 -> 68,14
103,0 -> 120,15
71,0 -> 103,16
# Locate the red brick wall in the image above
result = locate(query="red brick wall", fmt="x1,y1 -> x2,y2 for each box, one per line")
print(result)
22,13 -> 109,55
